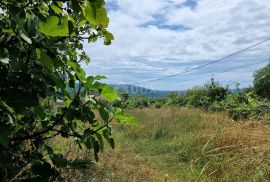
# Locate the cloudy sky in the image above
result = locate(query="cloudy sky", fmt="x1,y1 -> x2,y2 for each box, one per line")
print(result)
82,0 -> 270,91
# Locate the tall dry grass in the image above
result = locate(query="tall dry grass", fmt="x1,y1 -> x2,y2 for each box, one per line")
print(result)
52,107 -> 270,181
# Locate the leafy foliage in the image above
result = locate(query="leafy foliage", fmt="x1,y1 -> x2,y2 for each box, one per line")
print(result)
220,91 -> 269,120
114,78 -> 270,121
0,0 -> 136,181
253,62 -> 270,99
185,78 -> 229,109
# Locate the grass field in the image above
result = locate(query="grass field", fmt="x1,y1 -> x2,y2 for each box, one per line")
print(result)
53,108 -> 270,181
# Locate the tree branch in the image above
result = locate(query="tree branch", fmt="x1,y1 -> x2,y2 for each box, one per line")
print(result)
11,111 -> 67,142
51,129 -> 83,139
41,133 -> 61,141
92,119 -> 112,134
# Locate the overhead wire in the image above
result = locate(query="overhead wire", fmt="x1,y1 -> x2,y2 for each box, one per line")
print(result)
135,38 -> 270,85
139,59 -> 269,89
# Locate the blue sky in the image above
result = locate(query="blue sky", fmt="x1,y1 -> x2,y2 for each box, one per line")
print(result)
82,0 -> 270,91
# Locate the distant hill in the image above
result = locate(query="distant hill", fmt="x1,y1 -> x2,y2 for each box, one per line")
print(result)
110,84 -> 246,98
72,83 -> 245,98
71,83 -> 178,97
110,84 -> 183,98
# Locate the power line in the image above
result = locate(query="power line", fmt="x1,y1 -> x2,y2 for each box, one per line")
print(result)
140,59 -> 268,88
136,37 -> 270,85
173,59 -> 268,84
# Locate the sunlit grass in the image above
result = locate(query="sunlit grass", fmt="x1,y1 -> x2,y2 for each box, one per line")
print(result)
53,107 -> 270,181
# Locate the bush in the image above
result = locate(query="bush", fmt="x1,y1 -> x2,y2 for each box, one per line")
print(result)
113,93 -> 130,108
222,91 -> 269,120
185,79 -> 229,110
113,78 -> 270,121
253,63 -> 270,99
127,96 -> 152,109
210,101 -> 225,112
228,106 -> 252,120
163,92 -> 186,107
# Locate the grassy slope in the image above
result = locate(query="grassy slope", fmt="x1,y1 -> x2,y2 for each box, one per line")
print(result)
55,108 -> 270,181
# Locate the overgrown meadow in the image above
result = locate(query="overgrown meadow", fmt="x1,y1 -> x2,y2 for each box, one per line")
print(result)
50,64 -> 270,181
52,108 -> 270,181
1,0 -> 270,181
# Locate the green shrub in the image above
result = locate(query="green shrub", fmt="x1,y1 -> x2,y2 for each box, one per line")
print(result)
185,78 -> 229,110
153,102 -> 162,108
252,104 -> 269,117
210,101 -> 225,112
222,91 -> 269,120
127,96 -> 152,108
228,106 -> 252,120
163,92 -> 186,107
253,62 -> 270,99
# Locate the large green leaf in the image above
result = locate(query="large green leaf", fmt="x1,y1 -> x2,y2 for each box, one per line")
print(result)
98,105 -> 109,122
67,60 -> 86,81
20,31 -> 32,44
101,85 -> 119,102
36,49 -> 54,71
103,129 -> 114,149
114,108 -> 139,125
83,1 -> 109,27
103,31 -> 114,45
50,1 -> 63,14
39,16 -> 69,37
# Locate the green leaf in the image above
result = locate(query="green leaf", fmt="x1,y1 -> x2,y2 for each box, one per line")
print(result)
26,13 -> 39,37
103,31 -> 114,45
96,133 -> 104,152
34,106 -> 46,119
91,136 -> 100,161
71,0 -> 83,13
68,159 -> 92,168
64,98 -> 72,107
101,85 -> 119,102
86,76 -> 95,85
85,138 -> 93,149
36,49 -> 54,71
20,31 -> 32,44
67,60 -> 86,81
103,129 -> 114,149
50,2 -> 63,14
2,29 -> 13,33
0,99 -> 15,115
115,108 -> 139,125
0,125 -> 12,147
98,105 -> 109,122
39,16 -> 69,37
51,154 -> 67,167
0,58 -> 10,64
83,1 -> 109,27
95,75 -> 107,80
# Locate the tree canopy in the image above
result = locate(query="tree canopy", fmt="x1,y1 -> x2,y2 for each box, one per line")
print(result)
0,0 -> 137,181
253,62 -> 270,99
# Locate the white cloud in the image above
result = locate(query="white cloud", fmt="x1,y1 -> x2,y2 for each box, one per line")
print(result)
83,0 -> 270,90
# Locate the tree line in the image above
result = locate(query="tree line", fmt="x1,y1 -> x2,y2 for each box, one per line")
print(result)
114,63 -> 270,121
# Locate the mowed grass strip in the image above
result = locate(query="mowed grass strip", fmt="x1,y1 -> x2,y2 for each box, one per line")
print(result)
54,108 -> 270,181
